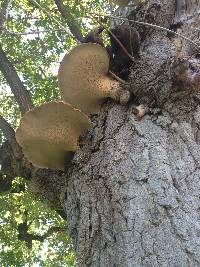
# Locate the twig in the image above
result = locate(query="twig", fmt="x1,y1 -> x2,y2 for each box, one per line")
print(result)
79,3 -> 134,62
109,70 -> 128,84
2,28 -> 66,36
90,13 -> 200,50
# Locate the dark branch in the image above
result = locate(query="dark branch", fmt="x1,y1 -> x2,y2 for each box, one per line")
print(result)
0,140 -> 32,189
0,142 -> 19,191
18,211 -> 67,248
55,209 -> 67,220
0,172 -> 13,192
0,171 -> 25,193
0,0 -> 12,29
0,44 -> 33,115
0,115 -> 21,157
55,0 -> 83,42
42,226 -> 67,240
0,115 -> 15,144
0,99 -> 33,189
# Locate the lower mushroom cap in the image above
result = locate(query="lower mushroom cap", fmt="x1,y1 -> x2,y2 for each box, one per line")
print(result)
16,102 -> 91,170
58,43 -> 121,114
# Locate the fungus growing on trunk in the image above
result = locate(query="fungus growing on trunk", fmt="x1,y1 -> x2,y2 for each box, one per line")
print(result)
16,102 -> 91,170
58,43 -> 130,114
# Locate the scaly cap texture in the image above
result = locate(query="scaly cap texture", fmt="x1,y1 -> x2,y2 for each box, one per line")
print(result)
58,43 -> 121,114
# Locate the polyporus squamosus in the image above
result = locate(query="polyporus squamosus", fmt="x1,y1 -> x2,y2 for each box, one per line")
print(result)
58,43 -> 130,114
16,102 -> 91,170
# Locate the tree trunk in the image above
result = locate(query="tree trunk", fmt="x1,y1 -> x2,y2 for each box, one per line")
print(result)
60,1 -> 200,266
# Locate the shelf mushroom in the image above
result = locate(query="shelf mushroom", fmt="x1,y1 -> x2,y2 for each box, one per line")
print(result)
58,43 -> 130,114
16,102 -> 91,170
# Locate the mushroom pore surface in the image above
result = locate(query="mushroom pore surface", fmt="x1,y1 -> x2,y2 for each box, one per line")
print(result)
16,102 -> 91,170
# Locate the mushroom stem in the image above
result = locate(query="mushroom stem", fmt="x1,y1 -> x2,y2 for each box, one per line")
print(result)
109,70 -> 128,85
58,43 -> 131,114
105,78 -> 131,105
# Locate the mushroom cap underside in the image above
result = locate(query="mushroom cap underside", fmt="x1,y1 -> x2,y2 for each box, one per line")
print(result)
16,102 -> 91,170
58,43 -> 114,114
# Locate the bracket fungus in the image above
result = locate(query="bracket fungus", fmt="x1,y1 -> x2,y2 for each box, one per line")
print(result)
16,102 -> 91,170
58,43 -> 130,114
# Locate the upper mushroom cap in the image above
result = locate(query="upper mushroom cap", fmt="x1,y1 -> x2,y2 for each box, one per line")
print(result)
16,102 -> 91,170
58,43 -> 121,114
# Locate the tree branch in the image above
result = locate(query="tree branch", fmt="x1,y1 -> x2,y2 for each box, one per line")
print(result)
0,118 -> 31,188
0,118 -> 25,193
0,115 -> 15,143
55,0 -> 83,42
17,211 -> 67,248
0,0 -> 12,29
0,142 -> 20,187
0,172 -> 13,192
0,44 -> 34,115
42,226 -> 67,239
0,2 -> 33,115
0,115 -> 21,157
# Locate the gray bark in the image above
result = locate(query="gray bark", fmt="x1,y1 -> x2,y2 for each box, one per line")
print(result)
59,0 -> 200,266
64,105 -> 200,267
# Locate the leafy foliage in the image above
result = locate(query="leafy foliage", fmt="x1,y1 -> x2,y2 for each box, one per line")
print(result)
0,0 -> 118,265
0,178 -> 75,266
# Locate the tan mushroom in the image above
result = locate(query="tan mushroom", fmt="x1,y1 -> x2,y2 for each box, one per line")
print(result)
16,102 -> 91,170
58,43 -> 130,114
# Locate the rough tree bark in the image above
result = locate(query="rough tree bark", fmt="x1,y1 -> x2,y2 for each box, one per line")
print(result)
61,1 -> 200,266
1,0 -> 200,266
